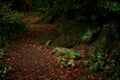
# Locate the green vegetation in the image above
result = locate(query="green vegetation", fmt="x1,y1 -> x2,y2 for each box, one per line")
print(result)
87,51 -> 120,80
40,0 -> 119,79
0,49 -> 11,78
0,4 -> 28,48
56,48 -> 81,68
0,0 -> 120,79
0,2 -> 28,78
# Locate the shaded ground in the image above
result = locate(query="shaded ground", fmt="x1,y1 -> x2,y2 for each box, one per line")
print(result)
2,17 -> 107,80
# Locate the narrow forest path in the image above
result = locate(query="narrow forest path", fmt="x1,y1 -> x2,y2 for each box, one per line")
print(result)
2,17 -> 95,80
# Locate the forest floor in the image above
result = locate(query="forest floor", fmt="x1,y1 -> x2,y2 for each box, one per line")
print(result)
2,16 -> 107,80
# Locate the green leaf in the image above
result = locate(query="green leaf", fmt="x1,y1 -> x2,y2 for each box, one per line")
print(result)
45,40 -> 52,46
60,57 -> 66,62
0,51 -> 4,59
67,59 -> 76,67
69,53 -> 76,59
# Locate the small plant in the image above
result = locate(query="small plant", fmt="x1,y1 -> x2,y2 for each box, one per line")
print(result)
55,48 -> 81,68
0,49 -> 11,78
86,51 -> 120,80
0,50 -> 4,59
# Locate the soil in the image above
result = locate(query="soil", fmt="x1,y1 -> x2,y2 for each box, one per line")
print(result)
2,17 -> 107,80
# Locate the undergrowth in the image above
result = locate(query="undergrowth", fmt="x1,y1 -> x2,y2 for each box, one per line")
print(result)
0,49 -> 11,78
86,50 -> 120,80
51,23 -> 99,48
0,4 -> 28,48
55,48 -> 81,68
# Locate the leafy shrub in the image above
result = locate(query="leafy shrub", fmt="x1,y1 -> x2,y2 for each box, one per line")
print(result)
2,0 -> 119,23
31,0 -> 120,23
87,22 -> 120,79
0,4 -> 28,48
55,48 -> 81,68
87,51 -> 120,80
0,49 -> 10,78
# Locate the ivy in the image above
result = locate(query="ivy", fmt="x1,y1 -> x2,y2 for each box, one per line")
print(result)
55,48 -> 81,68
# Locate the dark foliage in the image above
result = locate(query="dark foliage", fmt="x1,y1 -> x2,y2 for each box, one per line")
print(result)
0,4 -> 28,48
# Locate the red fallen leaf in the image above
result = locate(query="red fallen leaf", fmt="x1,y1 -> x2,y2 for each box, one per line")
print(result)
24,68 -> 27,71
91,76 -> 95,80
30,77 -> 34,80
